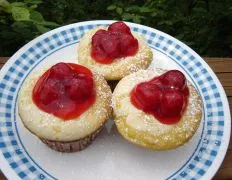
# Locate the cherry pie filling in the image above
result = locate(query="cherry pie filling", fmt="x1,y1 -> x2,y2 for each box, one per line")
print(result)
91,21 -> 139,64
131,70 -> 189,124
32,63 -> 96,120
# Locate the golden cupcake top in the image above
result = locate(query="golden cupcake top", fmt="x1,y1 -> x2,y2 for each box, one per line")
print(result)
112,69 -> 202,150
78,21 -> 153,80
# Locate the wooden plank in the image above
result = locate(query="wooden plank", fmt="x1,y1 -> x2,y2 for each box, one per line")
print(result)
215,73 -> 232,87
0,57 -> 9,64
229,97 -> 232,109
229,137 -> 232,152
227,97 -> 232,152
0,64 -> 4,70
204,57 -> 232,62
227,96 -> 232,115
204,58 -> 232,73
223,86 -> 232,97
214,167 -> 232,180
218,149 -> 232,169
0,173 -> 6,180
214,150 -> 232,179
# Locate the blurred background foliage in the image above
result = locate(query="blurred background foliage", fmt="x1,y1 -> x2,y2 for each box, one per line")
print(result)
0,0 -> 231,57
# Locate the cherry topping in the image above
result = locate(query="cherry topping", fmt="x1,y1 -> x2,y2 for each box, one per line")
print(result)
32,63 -> 96,120
108,21 -> 132,35
65,74 -> 94,103
91,21 -> 138,64
130,70 -> 189,124
49,62 -> 73,79
160,70 -> 187,91
133,83 -> 162,111
99,32 -> 121,58
119,33 -> 138,56
160,90 -> 184,117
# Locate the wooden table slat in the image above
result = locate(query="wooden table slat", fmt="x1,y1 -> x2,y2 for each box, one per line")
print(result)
215,73 -> 232,87
223,86 -> 232,97
0,57 -> 231,180
204,58 -> 232,73
0,57 -> 9,64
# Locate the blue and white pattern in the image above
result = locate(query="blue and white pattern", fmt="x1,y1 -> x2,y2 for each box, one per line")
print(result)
0,21 -> 230,179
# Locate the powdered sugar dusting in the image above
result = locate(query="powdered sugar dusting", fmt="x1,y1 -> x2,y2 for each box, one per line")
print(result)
78,26 -> 153,80
18,67 -> 112,142
112,69 -> 202,150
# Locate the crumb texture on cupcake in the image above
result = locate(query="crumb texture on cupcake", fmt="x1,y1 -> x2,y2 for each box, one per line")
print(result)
78,26 -> 153,80
18,67 -> 112,142
112,69 -> 202,150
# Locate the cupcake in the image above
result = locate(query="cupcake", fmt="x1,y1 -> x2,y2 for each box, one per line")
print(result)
18,62 -> 112,152
78,21 -> 153,80
112,69 -> 202,150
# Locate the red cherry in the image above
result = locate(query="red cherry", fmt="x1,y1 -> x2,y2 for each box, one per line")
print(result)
92,30 -> 107,47
91,22 -> 138,64
32,63 -> 96,120
150,78 -> 163,89
133,83 -> 163,111
91,30 -> 121,63
108,21 -> 131,34
120,34 -> 139,56
91,45 -> 110,63
54,99 -> 76,118
35,78 -> 59,106
49,62 -> 73,80
100,32 -> 120,58
160,90 -> 184,117
65,74 -> 94,103
130,70 -> 189,124
160,70 -> 186,91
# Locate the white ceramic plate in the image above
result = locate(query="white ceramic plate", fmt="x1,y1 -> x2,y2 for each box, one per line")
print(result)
0,20 -> 230,180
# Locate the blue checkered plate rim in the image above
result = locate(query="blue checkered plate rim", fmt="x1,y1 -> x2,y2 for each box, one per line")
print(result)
0,20 -> 230,180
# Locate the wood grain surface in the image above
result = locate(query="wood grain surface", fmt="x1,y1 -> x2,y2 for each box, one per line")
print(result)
0,57 -> 231,180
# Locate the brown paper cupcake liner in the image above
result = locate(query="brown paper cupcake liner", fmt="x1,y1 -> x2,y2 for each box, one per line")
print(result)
40,125 -> 104,153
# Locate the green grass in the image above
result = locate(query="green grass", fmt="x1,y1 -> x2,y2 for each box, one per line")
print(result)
0,0 -> 232,56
